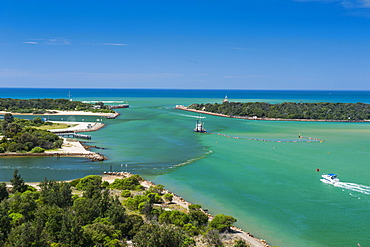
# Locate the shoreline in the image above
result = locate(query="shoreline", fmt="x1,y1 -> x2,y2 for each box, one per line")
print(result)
106,173 -> 270,247
0,121 -> 107,161
21,172 -> 269,247
175,105 -> 370,122
0,138 -> 107,161
0,110 -> 120,118
0,111 -> 270,246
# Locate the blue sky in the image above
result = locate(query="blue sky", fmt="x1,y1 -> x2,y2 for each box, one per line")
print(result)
1,0 -> 370,90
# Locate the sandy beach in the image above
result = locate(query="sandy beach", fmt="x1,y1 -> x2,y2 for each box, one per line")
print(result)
48,121 -> 105,133
0,120 -> 106,161
45,121 -> 106,160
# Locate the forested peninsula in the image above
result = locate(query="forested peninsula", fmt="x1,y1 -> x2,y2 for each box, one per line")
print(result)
188,102 -> 370,121
0,114 -> 62,153
0,98 -> 114,114
0,171 -> 253,247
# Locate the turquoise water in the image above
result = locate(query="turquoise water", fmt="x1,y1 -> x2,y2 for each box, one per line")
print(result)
1,89 -> 370,246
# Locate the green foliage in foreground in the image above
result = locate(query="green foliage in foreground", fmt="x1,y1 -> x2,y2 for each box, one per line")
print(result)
0,172 -> 240,247
189,101 -> 370,120
0,98 -> 115,114
109,175 -> 144,191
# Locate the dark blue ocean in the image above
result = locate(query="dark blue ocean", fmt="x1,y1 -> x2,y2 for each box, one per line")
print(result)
1,87 -> 370,103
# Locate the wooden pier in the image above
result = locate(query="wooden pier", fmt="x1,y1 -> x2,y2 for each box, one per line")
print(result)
53,131 -> 92,139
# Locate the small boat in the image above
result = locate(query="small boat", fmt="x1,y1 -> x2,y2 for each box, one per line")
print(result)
194,117 -> 206,133
320,174 -> 340,184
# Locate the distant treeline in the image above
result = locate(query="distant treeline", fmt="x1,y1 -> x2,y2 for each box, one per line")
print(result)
189,102 -> 370,120
0,98 -> 114,114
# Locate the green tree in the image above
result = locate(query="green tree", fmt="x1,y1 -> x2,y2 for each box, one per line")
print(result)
158,210 -> 189,227
72,197 -> 100,225
121,190 -> 131,197
110,175 -> 143,191
209,214 -> 237,232
10,170 -> 28,193
0,202 -> 11,245
0,183 -> 8,202
203,229 -> 224,247
3,113 -> 14,124
182,223 -> 200,236
234,239 -> 250,247
39,179 -> 72,208
30,146 -> 45,153
8,191 -> 39,223
32,117 -> 43,125
163,193 -> 173,203
82,219 -> 123,247
119,214 -> 143,239
76,175 -> 102,199
132,223 -> 188,247
146,193 -> 162,203
189,210 -> 209,226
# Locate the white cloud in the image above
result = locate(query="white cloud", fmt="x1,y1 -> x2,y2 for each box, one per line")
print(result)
22,41 -> 38,45
0,69 -> 183,80
21,38 -> 71,45
63,72 -> 183,79
223,75 -> 270,79
295,0 -> 370,8
21,39 -> 130,46
228,47 -> 247,50
81,42 -> 130,46
100,43 -> 128,46
45,38 -> 71,45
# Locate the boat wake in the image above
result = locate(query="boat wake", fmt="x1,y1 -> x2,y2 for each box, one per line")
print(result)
173,113 -> 206,118
332,182 -> 370,195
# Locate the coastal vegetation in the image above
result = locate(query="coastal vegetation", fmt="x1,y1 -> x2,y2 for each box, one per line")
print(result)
0,171 -> 246,247
0,98 -> 115,114
189,102 -> 370,120
0,114 -> 62,153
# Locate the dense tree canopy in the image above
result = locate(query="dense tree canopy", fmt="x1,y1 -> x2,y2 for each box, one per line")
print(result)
0,172 -> 240,247
0,115 -> 63,153
0,98 -> 114,114
189,102 -> 370,120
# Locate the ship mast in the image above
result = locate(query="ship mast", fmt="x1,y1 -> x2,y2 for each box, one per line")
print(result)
67,91 -> 72,101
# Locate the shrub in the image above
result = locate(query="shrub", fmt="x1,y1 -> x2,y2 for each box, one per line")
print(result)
121,190 -> 131,197
163,193 -> 173,203
30,147 -> 45,153
209,214 -> 237,232
110,175 -> 143,191
69,178 -> 81,187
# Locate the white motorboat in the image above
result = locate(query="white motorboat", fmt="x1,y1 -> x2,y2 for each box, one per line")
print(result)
320,174 -> 340,184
